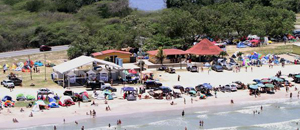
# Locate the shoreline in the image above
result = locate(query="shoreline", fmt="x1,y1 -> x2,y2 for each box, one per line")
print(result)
0,65 -> 299,129
1,88 -> 298,129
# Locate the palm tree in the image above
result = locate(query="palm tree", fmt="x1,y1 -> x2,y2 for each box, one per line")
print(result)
155,47 -> 165,65
219,51 -> 228,58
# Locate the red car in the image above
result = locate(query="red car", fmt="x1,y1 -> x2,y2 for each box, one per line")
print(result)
40,45 -> 52,51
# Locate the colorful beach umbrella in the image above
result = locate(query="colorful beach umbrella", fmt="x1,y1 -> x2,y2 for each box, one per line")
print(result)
264,84 -> 274,88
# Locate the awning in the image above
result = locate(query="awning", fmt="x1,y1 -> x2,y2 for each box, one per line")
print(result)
53,56 -> 122,74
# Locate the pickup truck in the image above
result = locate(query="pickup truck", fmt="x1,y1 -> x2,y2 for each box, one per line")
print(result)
87,80 -> 116,92
1,80 -> 15,88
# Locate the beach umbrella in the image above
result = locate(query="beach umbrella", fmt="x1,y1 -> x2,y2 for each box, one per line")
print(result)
122,87 -> 135,91
26,95 -> 35,100
256,83 -> 265,87
261,80 -> 270,83
173,85 -> 184,89
249,85 -> 258,89
253,79 -> 261,83
16,93 -> 24,98
189,90 -> 196,95
202,83 -> 212,90
264,84 -> 274,88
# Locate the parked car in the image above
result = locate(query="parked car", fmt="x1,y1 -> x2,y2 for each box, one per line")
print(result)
165,67 -> 176,73
100,83 -> 117,92
233,81 -> 244,89
40,45 -> 52,51
159,86 -> 172,94
63,90 -> 79,102
1,80 -> 15,88
144,80 -> 162,89
222,64 -> 233,70
187,64 -> 198,72
37,88 -> 54,95
157,65 -> 167,71
211,65 -> 223,72
8,77 -> 22,86
86,80 -> 109,90
223,84 -> 238,92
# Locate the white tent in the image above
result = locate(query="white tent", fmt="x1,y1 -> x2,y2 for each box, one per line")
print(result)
53,56 -> 122,74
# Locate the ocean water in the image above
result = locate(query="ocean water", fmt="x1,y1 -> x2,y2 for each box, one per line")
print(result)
129,0 -> 165,11
15,98 -> 300,130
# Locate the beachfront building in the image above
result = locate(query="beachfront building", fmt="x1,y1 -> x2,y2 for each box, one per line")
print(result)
91,50 -> 134,63
186,38 -> 223,62
52,56 -> 123,87
147,49 -> 188,64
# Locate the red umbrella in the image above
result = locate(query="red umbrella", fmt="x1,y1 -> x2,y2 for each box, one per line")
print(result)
128,69 -> 137,74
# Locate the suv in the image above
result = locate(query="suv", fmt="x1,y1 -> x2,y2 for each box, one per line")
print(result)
37,88 -> 54,95
1,80 -> 15,88
212,64 -> 223,72
40,45 -> 52,51
223,84 -> 238,92
100,83 -> 117,92
144,80 -> 162,89
8,76 -> 22,86
187,64 -> 198,72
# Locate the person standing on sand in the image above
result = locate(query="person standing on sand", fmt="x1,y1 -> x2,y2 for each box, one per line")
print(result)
178,75 -> 180,81
261,106 -> 263,111
184,98 -> 186,104
54,126 -> 57,130
191,98 -> 193,104
81,126 -> 84,130
215,90 -> 217,98
251,67 -> 253,72
78,101 -> 80,107
182,110 -> 185,116
231,99 -> 234,104
185,127 -> 187,130
290,93 -> 293,98
63,119 -> 65,124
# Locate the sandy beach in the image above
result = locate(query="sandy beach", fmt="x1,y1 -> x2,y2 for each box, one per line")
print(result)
0,65 -> 299,129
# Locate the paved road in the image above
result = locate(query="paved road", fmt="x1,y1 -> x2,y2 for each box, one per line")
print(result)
0,45 -> 69,59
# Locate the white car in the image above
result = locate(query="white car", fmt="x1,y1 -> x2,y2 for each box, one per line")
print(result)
1,80 -> 15,88
224,83 -> 238,92
37,88 -> 54,95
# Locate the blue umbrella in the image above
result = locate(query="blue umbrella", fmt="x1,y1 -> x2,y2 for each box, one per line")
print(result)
256,83 -> 265,87
249,85 -> 258,89
122,87 -> 135,91
202,83 -> 212,90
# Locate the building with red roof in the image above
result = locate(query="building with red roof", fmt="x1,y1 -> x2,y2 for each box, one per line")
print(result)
186,39 -> 223,55
147,49 -> 188,63
91,50 -> 132,63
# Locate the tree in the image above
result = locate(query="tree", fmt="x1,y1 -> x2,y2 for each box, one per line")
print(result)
219,51 -> 228,58
155,47 -> 165,65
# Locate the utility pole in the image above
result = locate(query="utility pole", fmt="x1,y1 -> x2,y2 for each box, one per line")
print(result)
28,55 -> 32,80
44,53 -> 47,81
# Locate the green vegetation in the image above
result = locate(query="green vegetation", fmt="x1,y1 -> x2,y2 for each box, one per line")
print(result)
0,0 -> 297,59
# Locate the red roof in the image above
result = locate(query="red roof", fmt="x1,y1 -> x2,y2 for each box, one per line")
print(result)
91,50 -> 131,57
147,49 -> 188,56
186,39 -> 223,55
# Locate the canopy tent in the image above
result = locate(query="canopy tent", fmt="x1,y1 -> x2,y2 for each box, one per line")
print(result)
186,39 -> 223,55
263,84 -> 274,88
249,85 -> 258,89
53,56 -> 122,74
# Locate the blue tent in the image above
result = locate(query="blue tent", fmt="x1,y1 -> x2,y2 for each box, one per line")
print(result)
48,102 -> 59,108
202,83 -> 212,90
34,61 -> 44,67
122,87 -> 135,91
2,96 -> 12,102
237,42 -> 247,48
